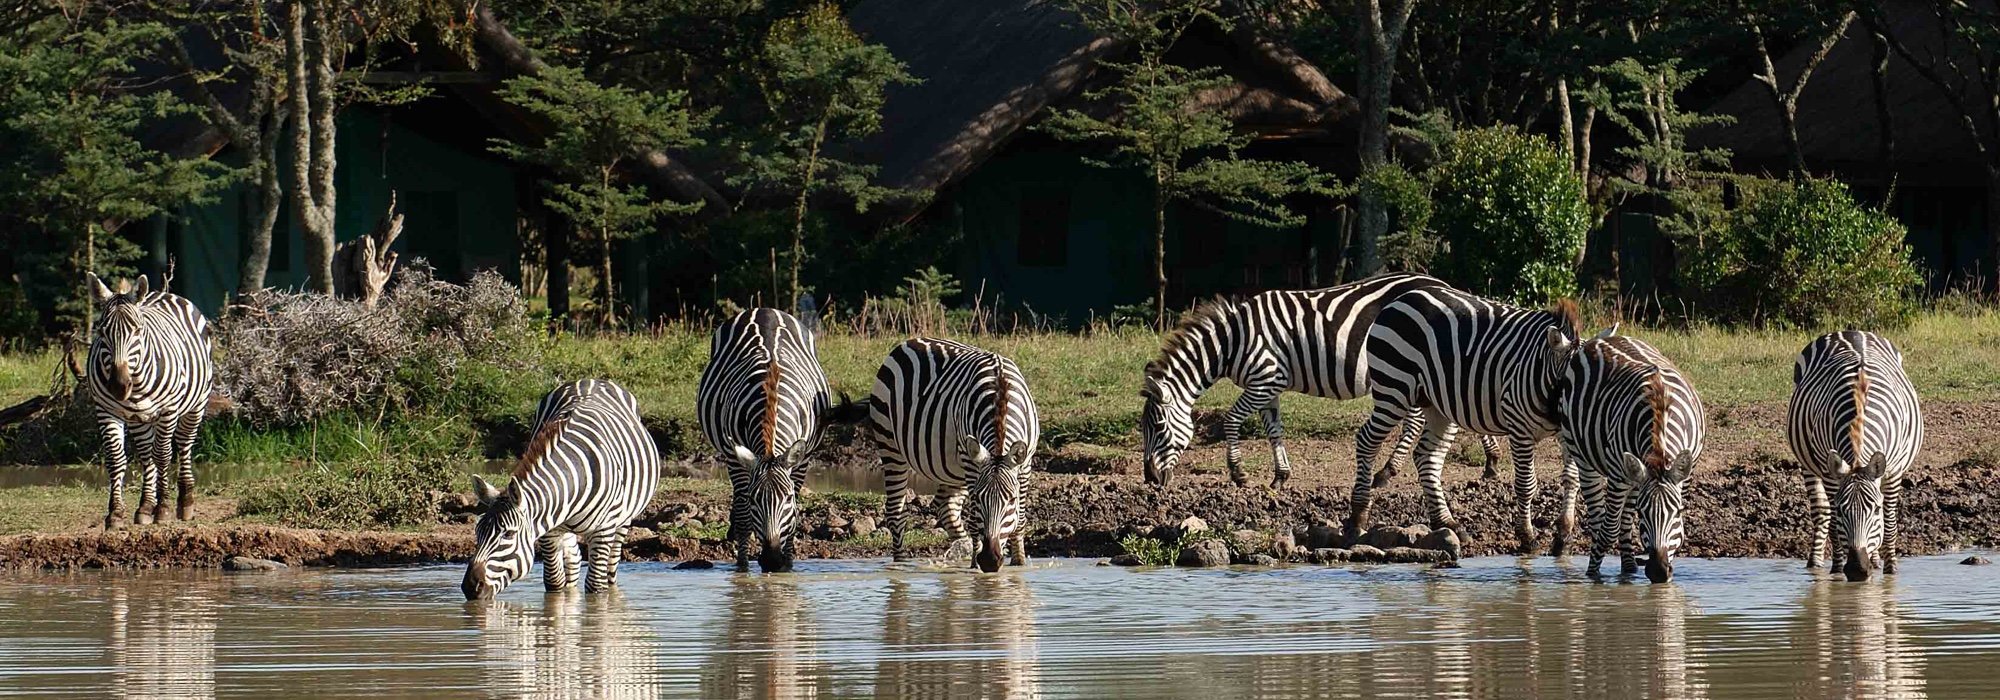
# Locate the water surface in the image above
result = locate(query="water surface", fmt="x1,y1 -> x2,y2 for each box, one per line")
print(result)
1,555 -> 1996,698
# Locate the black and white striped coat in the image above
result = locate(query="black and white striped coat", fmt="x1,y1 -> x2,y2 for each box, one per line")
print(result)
1557,334 -> 1705,583
85,274 -> 214,529
462,379 -> 660,598
1788,330 -> 1923,581
870,338 -> 1040,572
1139,273 -> 1502,489
1353,286 -> 1586,552
697,308 -> 833,573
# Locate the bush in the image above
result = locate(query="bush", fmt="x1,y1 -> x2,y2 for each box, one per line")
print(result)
214,268 -> 546,428
1362,162 -> 1442,273
1679,178 -> 1921,328
1117,534 -> 1177,566
235,457 -> 459,530
1428,126 -> 1591,303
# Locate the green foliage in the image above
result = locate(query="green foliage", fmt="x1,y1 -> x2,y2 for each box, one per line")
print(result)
1679,178 -> 1921,329
0,13 -> 234,335
1118,534 -> 1178,566
236,457 -> 459,530
1360,163 -> 1440,272
891,267 -> 962,305
1429,126 -> 1591,303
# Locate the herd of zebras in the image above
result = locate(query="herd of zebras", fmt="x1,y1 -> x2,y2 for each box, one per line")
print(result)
73,269 -> 1923,599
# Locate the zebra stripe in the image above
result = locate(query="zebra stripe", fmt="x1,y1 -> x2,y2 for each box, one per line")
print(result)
84,274 -> 214,530
1353,287 -> 1587,552
696,308 -> 833,573
463,379 -> 660,599
870,337 -> 1040,572
1138,272 -> 1502,489
1788,330 -> 1923,581
1556,334 -> 1705,582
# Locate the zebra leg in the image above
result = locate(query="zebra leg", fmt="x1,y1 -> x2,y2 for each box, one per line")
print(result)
883,475 -> 910,562
1011,524 -> 1028,567
1829,501 -> 1849,576
173,411 -> 203,521
133,423 -> 163,526
539,532 -> 578,591
1345,407 -> 1405,544
1883,478 -> 1903,575
1805,474 -> 1830,570
1371,413 -> 1422,488
1222,388 -> 1269,488
1479,436 -> 1503,480
1413,409 -> 1463,543
1550,458 -> 1580,557
99,418 -> 129,530
1260,402 -> 1293,489
939,485 -> 971,563
730,488 -> 752,573
1509,438 -> 1541,554
1618,492 -> 1641,575
1582,466 -> 1610,576
585,529 -> 625,592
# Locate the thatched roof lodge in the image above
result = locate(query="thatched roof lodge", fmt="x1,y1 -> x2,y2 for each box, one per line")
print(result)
848,0 -> 1356,323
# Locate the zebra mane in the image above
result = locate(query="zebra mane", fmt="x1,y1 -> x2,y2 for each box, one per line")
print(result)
1849,333 -> 1870,465
513,417 -> 571,480
1645,365 -> 1671,471
1547,298 -> 1583,337
1147,296 -> 1238,380
989,354 -> 1009,450
762,340 -> 782,457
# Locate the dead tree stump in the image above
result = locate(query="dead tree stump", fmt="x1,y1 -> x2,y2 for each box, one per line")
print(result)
332,192 -> 405,307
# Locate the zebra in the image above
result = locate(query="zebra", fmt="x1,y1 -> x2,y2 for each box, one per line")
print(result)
1138,272 -> 1502,489
870,337 -> 1040,572
697,308 -> 840,573
84,273 -> 215,530
1788,330 -> 1923,582
1351,286 -> 1592,552
463,379 -> 659,599
1555,333 -> 1705,583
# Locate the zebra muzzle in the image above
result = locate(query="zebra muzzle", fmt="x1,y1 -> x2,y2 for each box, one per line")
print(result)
1643,553 -> 1673,584
1844,550 -> 1875,582
975,536 -> 1004,573
461,567 -> 493,600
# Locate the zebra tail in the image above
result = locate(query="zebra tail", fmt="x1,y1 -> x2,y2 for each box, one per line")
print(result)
827,392 -> 871,425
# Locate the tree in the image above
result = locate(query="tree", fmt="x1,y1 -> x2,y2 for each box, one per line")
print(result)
1746,3 -> 1854,176
725,3 -> 916,309
492,66 -> 707,326
1043,0 -> 1338,329
0,10 -> 233,334
1346,0 -> 1417,279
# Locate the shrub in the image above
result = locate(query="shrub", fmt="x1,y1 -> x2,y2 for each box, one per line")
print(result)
1428,126 -> 1591,303
1361,162 -> 1442,273
1117,534 -> 1177,566
235,457 -> 458,530
1679,178 -> 1921,328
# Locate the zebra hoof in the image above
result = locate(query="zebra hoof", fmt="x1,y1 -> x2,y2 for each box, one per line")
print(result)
151,503 -> 169,523
1515,526 -> 1539,554
1883,560 -> 1898,575
134,508 -> 156,526
1479,467 -> 1499,480
1369,468 -> 1396,488
1229,471 -> 1248,488
178,494 -> 195,521
1268,473 -> 1289,489
103,514 -> 126,530
1620,558 -> 1640,575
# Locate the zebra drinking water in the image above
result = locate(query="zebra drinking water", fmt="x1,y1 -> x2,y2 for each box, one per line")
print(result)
1556,333 -> 1705,583
870,338 -> 1040,572
697,308 -> 838,573
1352,287 -> 1587,552
84,273 -> 215,529
1138,273 -> 1501,489
1788,330 -> 1923,582
462,379 -> 659,599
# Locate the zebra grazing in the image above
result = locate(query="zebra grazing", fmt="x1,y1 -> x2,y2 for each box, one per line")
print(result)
870,338 -> 1040,572
1788,330 -> 1923,582
85,273 -> 214,529
698,308 -> 836,573
1353,287 -> 1590,552
463,379 -> 659,599
1556,333 -> 1705,583
1139,273 -> 1502,489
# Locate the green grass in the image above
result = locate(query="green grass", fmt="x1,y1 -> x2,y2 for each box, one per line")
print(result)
0,349 -> 58,407
0,485 -> 103,534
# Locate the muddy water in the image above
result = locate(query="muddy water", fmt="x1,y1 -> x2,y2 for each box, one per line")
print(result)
1,556 -> 1996,699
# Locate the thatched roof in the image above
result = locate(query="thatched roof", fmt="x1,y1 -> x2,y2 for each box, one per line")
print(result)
1696,0 -> 1987,179
847,0 -> 1355,194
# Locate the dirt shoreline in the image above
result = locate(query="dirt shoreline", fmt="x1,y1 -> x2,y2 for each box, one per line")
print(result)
4,402 -> 1997,571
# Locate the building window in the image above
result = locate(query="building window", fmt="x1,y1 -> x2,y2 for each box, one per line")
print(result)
1017,190 -> 1070,267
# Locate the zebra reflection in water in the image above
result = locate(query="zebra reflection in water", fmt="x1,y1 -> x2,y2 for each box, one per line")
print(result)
474,591 -> 661,699
108,583 -> 216,700
701,576 -> 828,699
874,574 -> 1040,699
1802,580 -> 1925,699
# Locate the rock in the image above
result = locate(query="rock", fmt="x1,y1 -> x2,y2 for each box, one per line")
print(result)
1044,521 -> 1078,540
826,515 -> 851,530
1383,547 -> 1451,563
1108,554 -> 1145,566
224,556 -> 286,572
1962,556 -> 1992,566
1304,520 -> 1342,549
1432,561 -> 1463,570
1176,539 -> 1231,568
684,518 -> 705,531
1349,544 -> 1387,562
673,559 -> 716,570
1417,528 -> 1463,559
1309,548 -> 1351,564
848,516 -> 877,539
1358,525 -> 1425,550
1179,516 -> 1209,535
1149,524 -> 1182,542
1247,554 -> 1279,567
1231,529 -> 1267,553
1273,530 -> 1297,557
434,491 -> 478,514
625,526 -> 656,542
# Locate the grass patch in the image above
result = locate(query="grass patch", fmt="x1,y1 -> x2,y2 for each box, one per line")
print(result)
235,458 -> 457,530
0,349 -> 58,407
0,485 -> 102,534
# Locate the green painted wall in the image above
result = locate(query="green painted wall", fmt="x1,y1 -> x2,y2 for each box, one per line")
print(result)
166,106 -> 521,315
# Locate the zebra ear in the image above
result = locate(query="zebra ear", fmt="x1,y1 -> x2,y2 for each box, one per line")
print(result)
87,273 -> 115,305
1005,441 -> 1031,468
958,435 -> 991,466
1667,451 -> 1696,483
1860,452 -> 1888,479
1826,449 -> 1852,475
1619,452 -> 1649,483
1592,323 -> 1620,341
1545,327 -> 1574,354
133,274 -> 149,298
471,475 -> 503,507
784,439 -> 810,465
729,444 -> 760,469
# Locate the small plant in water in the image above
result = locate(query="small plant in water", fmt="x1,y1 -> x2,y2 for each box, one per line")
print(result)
1118,534 -> 1179,566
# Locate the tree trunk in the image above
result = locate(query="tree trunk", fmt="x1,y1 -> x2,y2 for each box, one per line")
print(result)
598,233 -> 616,327
1350,0 -> 1417,280
545,209 -> 570,333
1990,167 -> 2000,291
1154,179 -> 1168,331
238,107 -> 286,295
1869,29 -> 1896,177
331,192 -> 403,307
286,0 -> 338,294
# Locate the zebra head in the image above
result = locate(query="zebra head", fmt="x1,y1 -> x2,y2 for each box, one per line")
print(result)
1830,450 -> 1890,582
728,440 -> 808,573
1621,450 -> 1693,583
1138,372 -> 1193,488
87,273 -> 149,402
961,436 -> 1030,573
464,475 -> 534,600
